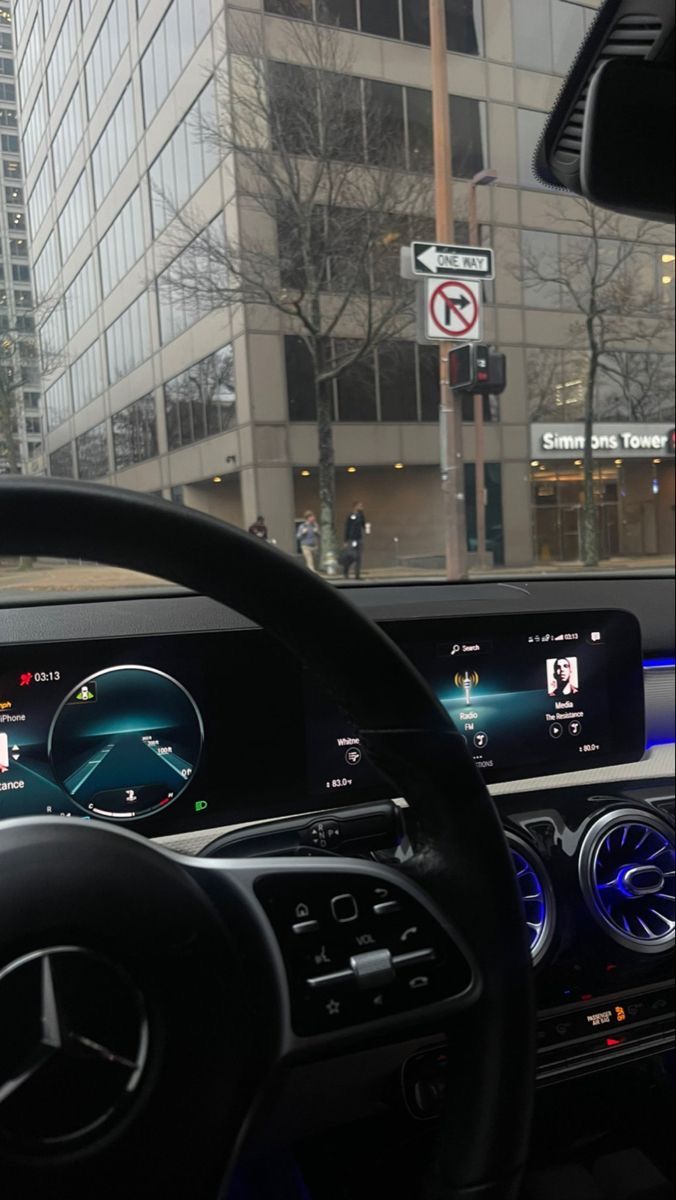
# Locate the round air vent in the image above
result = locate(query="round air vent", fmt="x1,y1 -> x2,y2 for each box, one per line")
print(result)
508,836 -> 555,966
579,810 -> 675,953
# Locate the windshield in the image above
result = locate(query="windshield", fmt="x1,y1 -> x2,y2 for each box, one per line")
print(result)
2,0 -> 674,593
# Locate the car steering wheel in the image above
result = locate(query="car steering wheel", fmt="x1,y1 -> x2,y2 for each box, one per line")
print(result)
0,478 -> 534,1200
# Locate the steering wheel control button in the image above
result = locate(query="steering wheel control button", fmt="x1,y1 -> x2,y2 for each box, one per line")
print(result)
255,873 -> 472,1036
349,949 -> 396,990
292,919 -> 319,936
373,900 -> 401,917
307,967 -> 354,989
331,893 -> 359,924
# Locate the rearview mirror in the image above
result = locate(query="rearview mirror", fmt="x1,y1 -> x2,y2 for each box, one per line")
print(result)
535,0 -> 675,223
581,59 -> 675,222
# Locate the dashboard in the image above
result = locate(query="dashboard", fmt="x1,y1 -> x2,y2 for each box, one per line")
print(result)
0,607 -> 647,833
1,574 -> 674,1107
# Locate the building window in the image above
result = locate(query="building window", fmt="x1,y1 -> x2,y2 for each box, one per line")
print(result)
58,170 -> 92,262
99,187 -> 145,296
269,62 -> 486,178
10,238 -> 29,257
71,339 -> 105,411
14,0 -> 29,37
361,0 -> 400,37
52,86 -> 83,187
335,342 -> 377,420
112,393 -> 158,468
520,230 -> 562,308
265,0 -> 313,14
285,335 -> 446,423
378,341 -> 418,421
33,230 -> 61,303
284,335 -> 316,420
406,87 -> 434,173
25,415 -> 42,435
465,462 -> 504,563
460,394 -> 500,422
0,57 -> 13,76
525,347 -> 675,424
157,218 -> 225,343
5,185 -> 24,205
141,0 -> 212,125
265,0 -> 483,53
450,94 -> 487,178
164,344 -> 236,450
106,292 -> 152,383
76,421 -> 109,479
28,158 -> 52,238
11,264 -> 30,282
43,0 -> 61,34
46,373 -> 73,430
18,16 -> 41,106
513,0 -> 595,75
403,0 -> 483,54
24,391 -> 41,409
3,159 -> 21,179
65,255 -> 99,336
1,134 -> 18,152
47,2 -> 77,108
365,79 -> 406,169
517,108 -> 548,189
81,0 -> 98,27
86,0 -> 129,115
91,84 -> 137,207
9,211 -> 26,232
49,441 -> 75,476
40,302 -> 68,359
0,81 -> 14,101
149,79 -> 220,234
23,87 -> 47,172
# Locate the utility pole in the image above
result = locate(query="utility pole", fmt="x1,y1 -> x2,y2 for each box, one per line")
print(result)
430,0 -> 467,581
467,171 -> 498,572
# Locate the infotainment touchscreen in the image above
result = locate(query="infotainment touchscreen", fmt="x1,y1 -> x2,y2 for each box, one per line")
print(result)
305,609 -> 645,796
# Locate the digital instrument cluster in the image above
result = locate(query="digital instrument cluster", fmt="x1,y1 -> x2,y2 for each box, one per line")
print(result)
0,631 -> 304,836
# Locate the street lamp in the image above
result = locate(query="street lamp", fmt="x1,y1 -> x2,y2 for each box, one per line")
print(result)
468,168 -> 498,572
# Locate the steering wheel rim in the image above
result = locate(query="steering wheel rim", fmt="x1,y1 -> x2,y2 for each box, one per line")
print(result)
0,477 -> 534,1200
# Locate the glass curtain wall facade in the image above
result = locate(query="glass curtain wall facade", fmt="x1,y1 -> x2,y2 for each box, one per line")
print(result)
1,2 -> 41,473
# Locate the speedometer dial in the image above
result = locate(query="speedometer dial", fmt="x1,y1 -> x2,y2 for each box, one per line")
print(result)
48,666 -> 203,820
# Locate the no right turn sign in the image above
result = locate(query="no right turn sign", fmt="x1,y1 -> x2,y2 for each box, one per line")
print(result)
425,278 -> 481,341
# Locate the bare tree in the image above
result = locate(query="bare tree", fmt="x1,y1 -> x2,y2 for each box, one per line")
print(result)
598,349 -> 674,423
513,197 -> 670,566
157,17 -> 432,572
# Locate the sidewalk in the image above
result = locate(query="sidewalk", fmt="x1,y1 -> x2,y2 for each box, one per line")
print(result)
0,555 -> 673,598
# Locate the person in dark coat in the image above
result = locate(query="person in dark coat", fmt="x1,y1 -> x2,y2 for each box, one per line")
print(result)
342,501 -> 367,579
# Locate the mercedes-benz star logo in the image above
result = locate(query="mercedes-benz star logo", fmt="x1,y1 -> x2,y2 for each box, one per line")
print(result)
0,946 -> 148,1150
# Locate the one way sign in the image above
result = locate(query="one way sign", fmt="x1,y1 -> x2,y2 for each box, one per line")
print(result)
411,241 -> 494,280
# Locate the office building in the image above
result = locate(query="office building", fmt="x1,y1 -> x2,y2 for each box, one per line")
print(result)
14,0 -> 675,565
1,2 -> 41,473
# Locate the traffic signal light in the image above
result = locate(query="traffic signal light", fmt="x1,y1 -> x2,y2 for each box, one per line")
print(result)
448,343 -> 507,395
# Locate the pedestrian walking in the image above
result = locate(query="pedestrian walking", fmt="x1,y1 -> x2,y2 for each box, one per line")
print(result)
297,511 -> 320,572
342,501 -> 367,579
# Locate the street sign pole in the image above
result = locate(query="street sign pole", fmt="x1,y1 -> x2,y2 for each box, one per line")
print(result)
430,0 -> 467,581
468,184 -> 488,571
